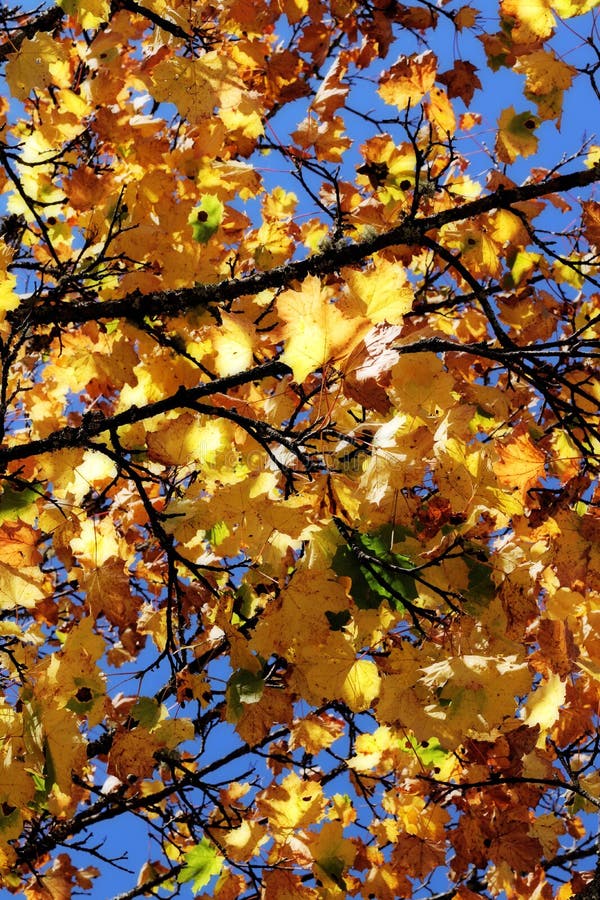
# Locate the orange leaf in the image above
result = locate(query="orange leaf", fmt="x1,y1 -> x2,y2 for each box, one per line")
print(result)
378,51 -> 437,110
438,60 -> 482,107
496,432 -> 546,499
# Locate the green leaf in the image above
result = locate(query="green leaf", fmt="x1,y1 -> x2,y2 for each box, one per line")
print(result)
226,669 -> 264,722
131,697 -> 161,729
177,838 -> 224,892
464,551 -> 495,614
0,483 -> 40,524
206,520 -> 230,546
188,195 -> 224,244
399,734 -> 449,767
332,526 -> 418,610
332,544 -> 378,609
316,855 -> 347,890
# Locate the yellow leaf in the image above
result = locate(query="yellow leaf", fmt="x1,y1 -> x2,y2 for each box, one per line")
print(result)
256,771 -> 325,837
384,791 -> 449,840
516,49 -> 576,123
149,53 -> 244,124
423,86 -> 456,136
64,450 -> 118,506
522,671 -> 566,744
500,0 -> 556,43
585,144 -> 600,168
551,0 -> 600,16
341,659 -> 381,712
0,563 -> 45,610
550,431 -> 581,482
5,33 -> 71,101
279,0 -> 310,21
0,266 -> 18,314
277,276 -> 366,382
219,820 -> 268,863
152,716 -> 194,748
509,249 -> 540,286
419,654 -> 531,747
213,313 -> 256,376
516,50 -> 575,96
309,820 -> 356,889
378,51 -> 437,110
147,412 -> 209,467
496,107 -> 540,164
69,517 -> 125,568
291,114 -> 352,162
58,0 -> 110,28
343,257 -> 414,324
290,713 -> 345,755
109,727 -> 164,782
552,259 -> 585,289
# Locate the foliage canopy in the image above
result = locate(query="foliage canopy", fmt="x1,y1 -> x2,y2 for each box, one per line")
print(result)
2,0 -> 600,897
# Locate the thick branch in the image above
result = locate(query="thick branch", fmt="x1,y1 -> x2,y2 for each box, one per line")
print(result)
12,163 -> 600,328
3,329 -> 597,468
0,359 -> 291,466
115,0 -> 191,40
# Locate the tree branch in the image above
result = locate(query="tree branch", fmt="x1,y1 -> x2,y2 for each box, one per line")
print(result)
11,163 -> 600,329
0,359 -> 291,466
0,5 -> 63,64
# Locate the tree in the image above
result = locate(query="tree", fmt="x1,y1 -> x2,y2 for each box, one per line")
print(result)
2,0 -> 600,896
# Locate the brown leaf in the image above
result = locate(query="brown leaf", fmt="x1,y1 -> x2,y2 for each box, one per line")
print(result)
438,60 -> 482,106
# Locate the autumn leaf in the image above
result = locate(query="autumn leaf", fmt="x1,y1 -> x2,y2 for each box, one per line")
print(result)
256,772 -> 325,837
3,0 -> 600,895
57,0 -> 110,29
378,51 -> 437,110
343,324 -> 402,414
423,86 -> 456,136
496,107 -> 540,163
500,0 -> 557,42
495,431 -> 546,499
5,33 -> 71,101
438,60 -> 482,106
276,276 -> 367,381
189,196 -> 224,244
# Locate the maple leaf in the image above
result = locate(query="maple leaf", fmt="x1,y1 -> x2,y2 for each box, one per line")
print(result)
496,431 -> 546,499
500,0 -> 557,43
310,56 -> 349,117
178,839 -> 224,893
424,86 -> 456,136
438,60 -> 482,107
291,114 -> 352,162
343,324 -> 402,414
4,0 -> 600,894
58,0 -> 110,29
5,33 -> 71,101
276,276 -> 367,382
378,51 -> 437,110
309,820 -> 356,890
516,50 -> 575,123
496,107 -> 540,163
289,712 -> 345,755
257,772 -> 325,837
